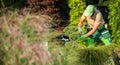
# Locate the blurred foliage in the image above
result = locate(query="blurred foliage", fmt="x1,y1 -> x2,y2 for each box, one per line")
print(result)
0,0 -> 70,30
66,0 -> 120,44
0,0 -> 120,65
108,0 -> 120,44
63,0 -> 86,45
79,47 -> 109,65
26,0 -> 70,30
0,0 -> 26,8
0,11 -> 53,65
63,0 -> 120,65
0,10 -> 118,65
68,0 -> 85,26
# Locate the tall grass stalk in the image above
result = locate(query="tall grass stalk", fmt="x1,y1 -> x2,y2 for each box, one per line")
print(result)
0,10 -> 53,65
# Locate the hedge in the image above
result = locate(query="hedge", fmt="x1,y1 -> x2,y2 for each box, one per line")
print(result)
65,0 -> 120,44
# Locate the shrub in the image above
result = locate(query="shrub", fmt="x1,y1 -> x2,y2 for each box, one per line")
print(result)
0,11 -> 52,65
108,0 -> 120,44
66,0 -> 120,44
64,0 -> 120,65
79,47 -> 109,65
63,0 -> 86,45
27,0 -> 70,29
68,0 -> 85,26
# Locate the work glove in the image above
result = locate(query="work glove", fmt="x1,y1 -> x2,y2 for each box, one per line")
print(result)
78,26 -> 83,36
79,34 -> 87,40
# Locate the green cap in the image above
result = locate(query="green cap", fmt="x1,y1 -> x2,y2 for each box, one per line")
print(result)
84,5 -> 95,17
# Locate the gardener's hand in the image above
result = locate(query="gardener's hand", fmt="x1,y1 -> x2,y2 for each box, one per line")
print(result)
78,26 -> 83,35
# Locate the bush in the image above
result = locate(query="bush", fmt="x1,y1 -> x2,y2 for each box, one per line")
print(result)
79,47 -> 109,65
68,0 -> 85,26
63,0 -> 86,45
66,0 -> 120,44
108,0 -> 120,44
27,0 -> 70,29
64,0 -> 120,65
0,11 -> 52,65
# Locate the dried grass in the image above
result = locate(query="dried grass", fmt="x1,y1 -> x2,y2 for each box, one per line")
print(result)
0,11 -> 53,65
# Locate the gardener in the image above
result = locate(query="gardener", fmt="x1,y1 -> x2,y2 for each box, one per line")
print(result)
78,5 -> 112,47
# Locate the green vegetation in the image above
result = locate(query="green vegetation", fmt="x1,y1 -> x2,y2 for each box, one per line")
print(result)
0,0 -> 120,65
66,0 -> 120,44
109,0 -> 120,44
0,11 -> 52,65
63,0 -> 120,65
68,0 -> 85,26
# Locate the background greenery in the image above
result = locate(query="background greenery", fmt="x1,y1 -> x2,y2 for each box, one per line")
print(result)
63,0 -> 120,64
65,0 -> 120,44
0,0 -> 120,65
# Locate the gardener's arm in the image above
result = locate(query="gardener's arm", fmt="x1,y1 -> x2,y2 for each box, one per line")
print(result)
86,13 -> 101,37
78,15 -> 86,27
